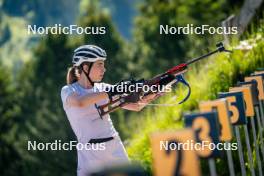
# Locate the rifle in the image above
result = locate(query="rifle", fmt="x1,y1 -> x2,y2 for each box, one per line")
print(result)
95,42 -> 232,118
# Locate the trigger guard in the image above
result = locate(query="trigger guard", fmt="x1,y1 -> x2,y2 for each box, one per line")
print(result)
175,75 -> 191,104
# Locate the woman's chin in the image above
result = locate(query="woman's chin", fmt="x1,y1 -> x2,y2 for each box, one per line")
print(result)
97,77 -> 103,82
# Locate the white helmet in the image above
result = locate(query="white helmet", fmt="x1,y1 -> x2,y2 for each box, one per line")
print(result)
72,45 -> 107,66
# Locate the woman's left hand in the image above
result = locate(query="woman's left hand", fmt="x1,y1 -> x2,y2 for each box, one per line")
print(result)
141,92 -> 165,102
142,93 -> 157,102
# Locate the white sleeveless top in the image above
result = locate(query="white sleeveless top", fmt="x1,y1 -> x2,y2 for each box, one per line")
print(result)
60,82 -> 118,143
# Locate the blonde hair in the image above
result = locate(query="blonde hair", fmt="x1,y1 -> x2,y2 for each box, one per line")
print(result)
66,62 -> 92,84
66,66 -> 81,84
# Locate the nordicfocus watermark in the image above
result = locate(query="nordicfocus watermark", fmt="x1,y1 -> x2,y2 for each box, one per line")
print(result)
27,24 -> 106,35
160,24 -> 238,35
160,140 -> 238,151
27,140 -> 106,151
98,82 -> 172,94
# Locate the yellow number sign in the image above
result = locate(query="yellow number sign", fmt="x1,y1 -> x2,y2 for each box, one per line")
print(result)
184,111 -> 221,158
150,129 -> 201,176
199,99 -> 232,141
229,86 -> 254,117
245,76 -> 264,100
218,92 -> 247,125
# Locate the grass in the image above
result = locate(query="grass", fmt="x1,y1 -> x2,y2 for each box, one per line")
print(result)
125,30 -> 264,174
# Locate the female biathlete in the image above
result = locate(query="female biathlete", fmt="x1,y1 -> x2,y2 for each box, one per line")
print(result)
61,45 -> 162,176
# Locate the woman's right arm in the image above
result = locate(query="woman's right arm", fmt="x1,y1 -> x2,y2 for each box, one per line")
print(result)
67,92 -> 109,107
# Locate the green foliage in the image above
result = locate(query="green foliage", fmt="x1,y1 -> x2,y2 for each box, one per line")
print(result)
6,34 -> 77,175
131,0 -> 230,78
1,0 -> 79,25
0,62 -> 23,175
0,14 -> 33,68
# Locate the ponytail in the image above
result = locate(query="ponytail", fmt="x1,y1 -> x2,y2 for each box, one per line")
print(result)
66,62 -> 92,84
66,66 -> 81,84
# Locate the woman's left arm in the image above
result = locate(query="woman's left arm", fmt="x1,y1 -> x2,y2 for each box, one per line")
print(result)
121,93 -> 163,112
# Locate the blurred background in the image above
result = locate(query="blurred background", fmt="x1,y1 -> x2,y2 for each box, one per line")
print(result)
0,0 -> 263,175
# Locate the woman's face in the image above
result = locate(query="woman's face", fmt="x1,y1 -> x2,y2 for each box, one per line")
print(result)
89,60 -> 106,82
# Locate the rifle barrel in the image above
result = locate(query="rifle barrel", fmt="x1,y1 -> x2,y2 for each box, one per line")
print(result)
186,49 -> 218,65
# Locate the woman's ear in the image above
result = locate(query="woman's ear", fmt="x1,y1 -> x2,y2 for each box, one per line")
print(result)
82,64 -> 89,72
